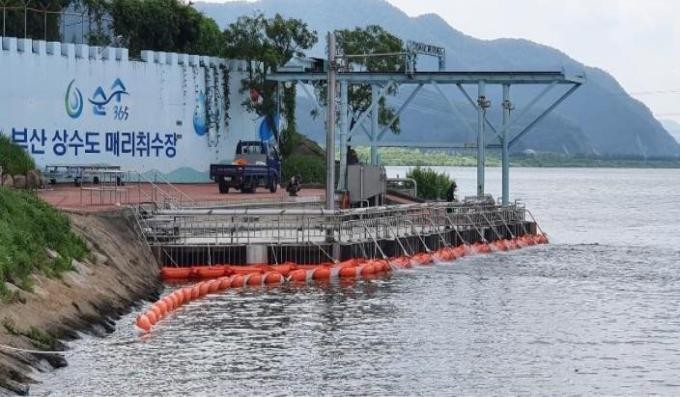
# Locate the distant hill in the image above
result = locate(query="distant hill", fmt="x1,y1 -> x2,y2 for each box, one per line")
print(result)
660,119 -> 680,143
196,0 -> 680,158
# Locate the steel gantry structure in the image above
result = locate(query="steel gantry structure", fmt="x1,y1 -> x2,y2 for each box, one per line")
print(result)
269,45 -> 584,208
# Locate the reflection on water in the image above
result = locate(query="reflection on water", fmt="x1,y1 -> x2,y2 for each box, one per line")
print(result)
33,168 -> 680,396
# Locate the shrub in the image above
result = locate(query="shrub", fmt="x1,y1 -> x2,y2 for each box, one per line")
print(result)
0,134 -> 35,175
0,187 -> 88,301
281,154 -> 326,185
406,166 -> 455,201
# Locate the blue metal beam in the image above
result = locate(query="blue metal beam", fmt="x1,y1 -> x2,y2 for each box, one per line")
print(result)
268,71 -> 585,85
509,83 -> 581,148
493,80 -> 559,142
377,83 -> 424,140
456,83 -> 502,142
432,81 -> 477,140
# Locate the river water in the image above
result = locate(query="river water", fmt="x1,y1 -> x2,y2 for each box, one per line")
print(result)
33,167 -> 680,396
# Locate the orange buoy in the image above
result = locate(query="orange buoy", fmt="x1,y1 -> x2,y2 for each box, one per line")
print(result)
156,301 -> 168,316
146,310 -> 158,325
136,314 -> 152,332
289,269 -> 307,282
264,272 -> 283,284
198,282 -> 210,296
218,276 -> 231,290
339,267 -> 358,278
230,274 -> 245,288
207,279 -> 220,293
171,292 -> 182,306
160,267 -> 193,280
190,285 -> 200,299
247,273 -> 263,286
361,264 -> 376,276
313,267 -> 332,280
162,296 -> 174,311
182,287 -> 192,302
271,264 -> 294,276
151,304 -> 163,319
195,266 -> 226,279
229,266 -> 265,275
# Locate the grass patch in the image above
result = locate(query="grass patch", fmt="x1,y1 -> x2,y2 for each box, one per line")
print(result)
0,187 -> 88,301
0,134 -> 35,175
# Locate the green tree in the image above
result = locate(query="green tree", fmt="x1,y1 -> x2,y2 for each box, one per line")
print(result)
406,166 -> 455,201
223,13 -> 317,157
335,25 -> 404,134
108,0 -> 223,57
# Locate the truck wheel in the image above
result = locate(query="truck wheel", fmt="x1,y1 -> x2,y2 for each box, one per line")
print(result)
269,177 -> 278,193
218,178 -> 229,194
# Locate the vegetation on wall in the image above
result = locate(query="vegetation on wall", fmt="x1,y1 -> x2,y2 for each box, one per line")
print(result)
406,166 -> 455,201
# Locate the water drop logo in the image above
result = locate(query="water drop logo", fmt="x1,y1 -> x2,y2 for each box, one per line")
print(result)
65,79 -> 84,119
193,91 -> 207,136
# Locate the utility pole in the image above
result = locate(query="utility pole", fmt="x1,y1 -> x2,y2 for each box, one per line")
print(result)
325,32 -> 337,210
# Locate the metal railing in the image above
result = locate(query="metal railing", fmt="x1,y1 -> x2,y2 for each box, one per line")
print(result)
138,201 -> 529,249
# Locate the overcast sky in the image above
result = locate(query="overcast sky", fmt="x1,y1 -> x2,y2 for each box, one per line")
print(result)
386,0 -> 680,123
211,0 -> 679,123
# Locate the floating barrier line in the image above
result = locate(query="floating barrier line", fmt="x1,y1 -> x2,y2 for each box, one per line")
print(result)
137,234 -> 549,333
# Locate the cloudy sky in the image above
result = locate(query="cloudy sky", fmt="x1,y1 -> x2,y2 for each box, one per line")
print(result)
386,0 -> 680,123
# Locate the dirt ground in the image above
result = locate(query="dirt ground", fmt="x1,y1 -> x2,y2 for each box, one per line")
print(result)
0,209 -> 160,394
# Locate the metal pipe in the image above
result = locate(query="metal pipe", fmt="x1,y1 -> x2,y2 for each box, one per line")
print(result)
502,84 -> 511,206
477,81 -> 486,197
370,84 -> 379,165
325,31 -> 337,211
338,80 -> 349,191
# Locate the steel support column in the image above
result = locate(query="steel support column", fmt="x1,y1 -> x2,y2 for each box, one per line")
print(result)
338,81 -> 349,191
501,84 -> 511,206
370,84 -> 379,165
476,81 -> 486,197
325,32 -> 337,210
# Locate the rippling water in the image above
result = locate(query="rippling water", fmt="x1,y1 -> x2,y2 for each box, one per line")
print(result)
33,168 -> 680,396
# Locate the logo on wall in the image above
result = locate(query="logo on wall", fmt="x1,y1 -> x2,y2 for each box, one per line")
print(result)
64,78 -> 130,120
64,79 -> 84,119
89,78 -> 130,120
193,91 -> 207,136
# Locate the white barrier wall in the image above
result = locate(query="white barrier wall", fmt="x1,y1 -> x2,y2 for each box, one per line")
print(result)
0,36 -> 260,182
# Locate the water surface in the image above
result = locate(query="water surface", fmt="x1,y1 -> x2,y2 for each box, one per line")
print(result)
33,167 -> 680,396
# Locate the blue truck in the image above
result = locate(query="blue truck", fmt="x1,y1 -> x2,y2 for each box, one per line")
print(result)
209,140 -> 281,194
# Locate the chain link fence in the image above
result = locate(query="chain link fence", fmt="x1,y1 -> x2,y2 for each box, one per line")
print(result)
1,1 -> 112,45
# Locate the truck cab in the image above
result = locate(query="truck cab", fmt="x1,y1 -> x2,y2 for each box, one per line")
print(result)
209,140 -> 281,194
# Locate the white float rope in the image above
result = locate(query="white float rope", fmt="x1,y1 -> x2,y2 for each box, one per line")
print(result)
0,343 -> 64,355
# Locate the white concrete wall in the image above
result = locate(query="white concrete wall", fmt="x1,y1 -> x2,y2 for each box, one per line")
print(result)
0,36 -> 260,182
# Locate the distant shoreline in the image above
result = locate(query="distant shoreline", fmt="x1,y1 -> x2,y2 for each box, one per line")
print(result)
355,147 -> 680,169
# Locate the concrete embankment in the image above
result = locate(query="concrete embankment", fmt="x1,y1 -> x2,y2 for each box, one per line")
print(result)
0,209 -> 160,395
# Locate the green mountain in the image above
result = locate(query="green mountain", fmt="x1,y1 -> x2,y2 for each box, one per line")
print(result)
660,119 -> 680,143
196,0 -> 680,158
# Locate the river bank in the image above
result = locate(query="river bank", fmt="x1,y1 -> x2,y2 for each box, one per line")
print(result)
0,209 -> 160,395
